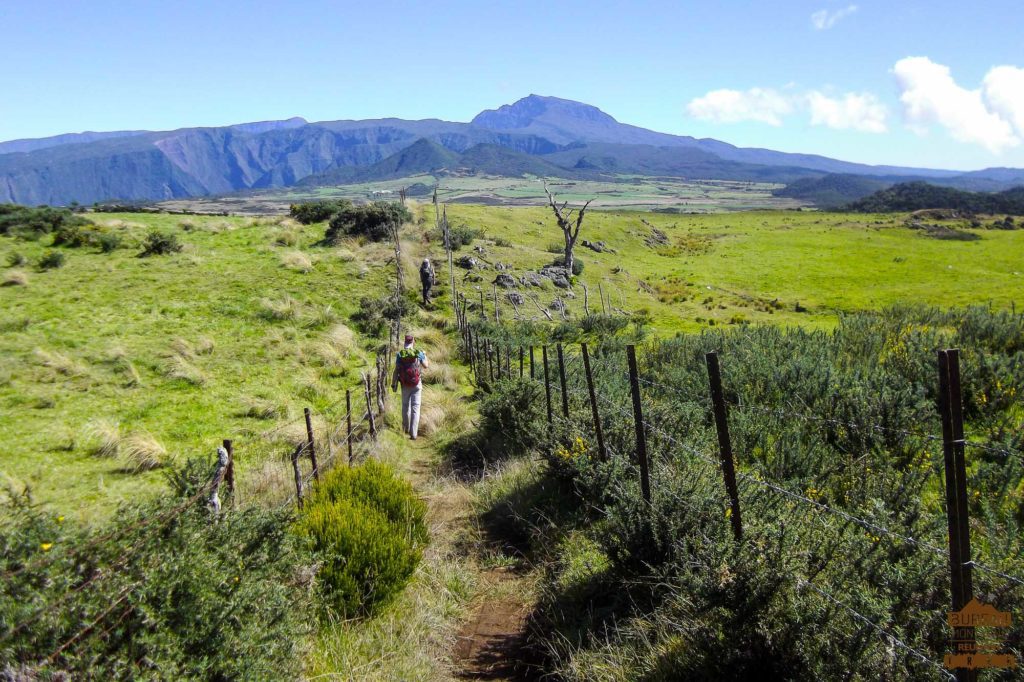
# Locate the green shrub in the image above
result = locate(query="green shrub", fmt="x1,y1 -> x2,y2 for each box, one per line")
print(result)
289,199 -> 353,225
295,461 -> 428,616
479,377 -> 546,457
51,222 -> 98,248
139,231 -> 183,257
325,202 -> 411,243
37,250 -> 65,270
449,224 -> 482,250
5,252 -> 27,267
97,233 -> 123,253
553,254 -> 584,275
0,459 -> 309,679
0,204 -> 90,239
351,292 -> 415,338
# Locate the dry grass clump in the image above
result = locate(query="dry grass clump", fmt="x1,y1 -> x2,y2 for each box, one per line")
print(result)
408,326 -> 452,366
178,218 -> 197,231
2,270 -> 29,287
326,323 -> 355,353
274,230 -> 300,247
107,345 -> 143,387
34,348 -> 87,377
170,338 -> 195,359
421,362 -> 458,390
84,418 -> 121,458
333,247 -> 357,263
163,354 -> 207,386
120,432 -> 173,471
259,295 -> 304,321
195,336 -> 215,355
417,387 -> 472,438
281,251 -> 314,273
241,396 -> 289,420
245,458 -> 294,507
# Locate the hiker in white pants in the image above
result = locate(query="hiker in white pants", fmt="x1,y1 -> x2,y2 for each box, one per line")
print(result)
391,333 -> 429,440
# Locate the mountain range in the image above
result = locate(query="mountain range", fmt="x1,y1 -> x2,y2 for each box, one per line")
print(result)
1,95 -> 1022,206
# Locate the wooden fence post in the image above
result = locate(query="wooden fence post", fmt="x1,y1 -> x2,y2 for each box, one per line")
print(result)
495,344 -> 502,380
493,284 -> 499,323
581,344 -> 606,461
505,344 -> 511,378
542,346 -> 553,429
364,373 -> 377,439
939,349 -> 975,681
208,445 -> 230,514
705,352 -> 743,541
222,439 -> 235,506
519,347 -> 524,379
557,344 -> 570,419
346,389 -> 354,465
529,346 -> 535,380
303,408 -> 319,482
626,345 -> 651,504
479,290 -> 485,320
290,444 -> 304,509
487,340 -> 495,382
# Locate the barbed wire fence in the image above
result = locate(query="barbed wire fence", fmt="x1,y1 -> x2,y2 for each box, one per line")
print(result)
455,302 -> 1023,680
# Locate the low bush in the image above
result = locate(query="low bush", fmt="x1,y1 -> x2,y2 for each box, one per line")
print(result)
478,377 -> 546,457
295,461 -> 428,616
97,233 -> 123,253
289,199 -> 353,225
0,460 -> 309,679
0,204 -> 91,239
5,252 -> 27,267
430,223 -> 482,250
37,250 -> 66,270
139,231 -> 183,257
351,292 -> 415,338
325,202 -> 412,243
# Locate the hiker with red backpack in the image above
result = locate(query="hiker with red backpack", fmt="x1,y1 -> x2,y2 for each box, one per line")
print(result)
391,334 -> 429,440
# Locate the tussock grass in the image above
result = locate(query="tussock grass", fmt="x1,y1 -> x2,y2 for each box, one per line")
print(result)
240,396 -> 289,420
34,348 -> 86,377
178,218 -> 197,231
195,336 -> 215,355
83,418 -> 121,458
119,432 -> 172,471
305,304 -> 338,329
281,250 -> 314,273
259,295 -> 303,321
417,387 -> 472,439
274,230 -> 300,247
244,458 -> 295,507
2,270 -> 28,286
107,345 -> 143,387
163,354 -> 206,386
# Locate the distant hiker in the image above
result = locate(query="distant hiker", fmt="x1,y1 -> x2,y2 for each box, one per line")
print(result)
420,258 -> 435,305
392,334 -> 429,440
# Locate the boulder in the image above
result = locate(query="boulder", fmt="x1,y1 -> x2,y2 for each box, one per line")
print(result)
521,272 -> 544,287
494,273 -> 517,288
507,292 -> 525,305
456,255 -> 478,269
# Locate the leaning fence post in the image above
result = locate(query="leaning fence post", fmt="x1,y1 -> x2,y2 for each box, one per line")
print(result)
557,344 -> 570,419
626,345 -> 651,504
519,346 -> 524,379
939,349 -> 975,681
542,346 -> 553,430
346,389 -> 354,465
208,445 -> 230,515
705,351 -> 743,541
581,344 -> 607,461
364,373 -> 377,439
290,444 -> 304,508
303,408 -> 319,482
222,438 -> 235,506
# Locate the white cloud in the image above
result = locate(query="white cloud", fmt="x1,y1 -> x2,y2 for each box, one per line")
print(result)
811,5 -> 858,30
807,91 -> 888,132
982,66 -> 1024,136
893,56 -> 1020,153
686,88 -> 793,126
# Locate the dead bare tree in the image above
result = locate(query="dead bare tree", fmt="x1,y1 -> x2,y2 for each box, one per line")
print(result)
544,180 -> 593,281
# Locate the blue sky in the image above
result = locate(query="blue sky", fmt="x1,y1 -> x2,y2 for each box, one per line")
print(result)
2,0 -> 1023,170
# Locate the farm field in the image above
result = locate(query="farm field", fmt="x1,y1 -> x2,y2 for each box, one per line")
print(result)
1,205 -> 1021,521
153,174 -> 803,215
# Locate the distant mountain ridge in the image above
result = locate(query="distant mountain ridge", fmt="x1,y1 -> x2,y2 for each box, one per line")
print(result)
1,94 -> 1020,206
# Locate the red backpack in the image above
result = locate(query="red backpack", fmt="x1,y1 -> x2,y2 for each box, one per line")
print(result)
397,349 -> 421,387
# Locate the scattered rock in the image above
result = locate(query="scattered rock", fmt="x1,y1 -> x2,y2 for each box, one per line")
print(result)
582,239 -> 615,254
473,245 -> 488,255
494,262 -> 511,270
550,299 -> 566,312
644,228 -> 669,248
507,292 -> 525,305
520,272 -> 544,287
463,273 -> 483,283
456,255 -> 478,269
494,273 -> 517,288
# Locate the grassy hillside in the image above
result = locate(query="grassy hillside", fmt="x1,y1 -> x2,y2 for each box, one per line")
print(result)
0,213 -> 390,520
439,204 -> 1024,330
1,206 -> 1021,521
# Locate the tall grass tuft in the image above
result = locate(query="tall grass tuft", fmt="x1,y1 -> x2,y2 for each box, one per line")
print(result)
2,270 -> 28,287
119,432 -> 172,471
84,419 -> 121,458
281,251 -> 314,273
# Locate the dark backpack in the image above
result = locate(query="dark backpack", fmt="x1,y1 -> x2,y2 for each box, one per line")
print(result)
397,349 -> 421,387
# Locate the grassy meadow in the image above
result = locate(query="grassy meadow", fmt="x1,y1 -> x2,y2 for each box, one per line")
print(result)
1,205 -> 1021,521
